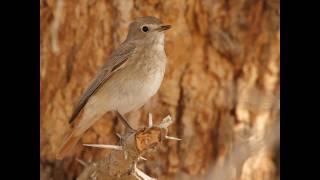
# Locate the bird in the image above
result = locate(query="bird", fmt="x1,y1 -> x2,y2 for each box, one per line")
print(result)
56,16 -> 171,159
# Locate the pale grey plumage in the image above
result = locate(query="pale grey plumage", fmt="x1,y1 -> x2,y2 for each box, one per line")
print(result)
57,16 -> 171,159
69,16 -> 168,123
69,42 -> 136,123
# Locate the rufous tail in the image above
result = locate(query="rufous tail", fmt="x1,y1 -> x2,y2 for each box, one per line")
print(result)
56,132 -> 81,160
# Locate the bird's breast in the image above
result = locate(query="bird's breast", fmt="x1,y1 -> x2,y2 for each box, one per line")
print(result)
132,46 -> 167,98
100,45 -> 167,114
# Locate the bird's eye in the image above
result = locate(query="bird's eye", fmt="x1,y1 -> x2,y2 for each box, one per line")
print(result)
142,26 -> 149,32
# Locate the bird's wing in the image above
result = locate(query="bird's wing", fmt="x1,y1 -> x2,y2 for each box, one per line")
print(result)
68,42 -> 136,124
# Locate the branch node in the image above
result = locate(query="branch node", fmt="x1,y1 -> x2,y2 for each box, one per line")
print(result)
158,115 -> 173,129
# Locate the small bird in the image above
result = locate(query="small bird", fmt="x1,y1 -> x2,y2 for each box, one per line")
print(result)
56,16 -> 171,159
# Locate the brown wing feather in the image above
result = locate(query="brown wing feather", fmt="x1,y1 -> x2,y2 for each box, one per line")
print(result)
68,42 -> 136,124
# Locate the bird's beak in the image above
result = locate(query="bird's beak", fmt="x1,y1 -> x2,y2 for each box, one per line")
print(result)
155,25 -> 171,32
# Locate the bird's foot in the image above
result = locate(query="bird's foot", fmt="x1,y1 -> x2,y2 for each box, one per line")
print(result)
116,111 -> 137,133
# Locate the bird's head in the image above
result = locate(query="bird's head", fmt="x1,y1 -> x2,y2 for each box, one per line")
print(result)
125,16 -> 171,45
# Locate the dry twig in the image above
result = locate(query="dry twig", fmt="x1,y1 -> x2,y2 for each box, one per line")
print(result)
77,114 -> 180,180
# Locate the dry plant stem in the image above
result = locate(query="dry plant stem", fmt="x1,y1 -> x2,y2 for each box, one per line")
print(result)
77,114 -> 180,180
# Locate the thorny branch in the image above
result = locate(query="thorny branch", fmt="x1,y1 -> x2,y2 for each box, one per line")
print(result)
77,114 -> 180,180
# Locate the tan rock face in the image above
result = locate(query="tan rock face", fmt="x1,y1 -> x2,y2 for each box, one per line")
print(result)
40,0 -> 279,179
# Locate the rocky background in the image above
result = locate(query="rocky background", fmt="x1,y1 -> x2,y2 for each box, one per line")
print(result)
40,0 -> 280,179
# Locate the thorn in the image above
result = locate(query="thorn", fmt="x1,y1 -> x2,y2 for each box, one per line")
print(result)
124,151 -> 128,160
139,156 -> 147,161
165,135 -> 182,141
132,172 -> 143,180
158,115 -> 173,128
133,162 -> 157,180
90,171 -> 97,179
116,133 -> 121,139
76,158 -> 87,167
83,144 -> 123,151
148,113 -> 153,128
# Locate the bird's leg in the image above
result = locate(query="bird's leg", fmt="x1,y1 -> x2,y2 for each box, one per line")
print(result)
116,111 -> 136,133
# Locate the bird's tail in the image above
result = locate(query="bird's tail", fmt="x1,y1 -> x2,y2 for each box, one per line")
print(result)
56,131 -> 81,160
56,106 -> 107,159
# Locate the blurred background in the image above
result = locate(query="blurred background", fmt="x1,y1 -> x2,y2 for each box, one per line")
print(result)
40,0 -> 279,179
